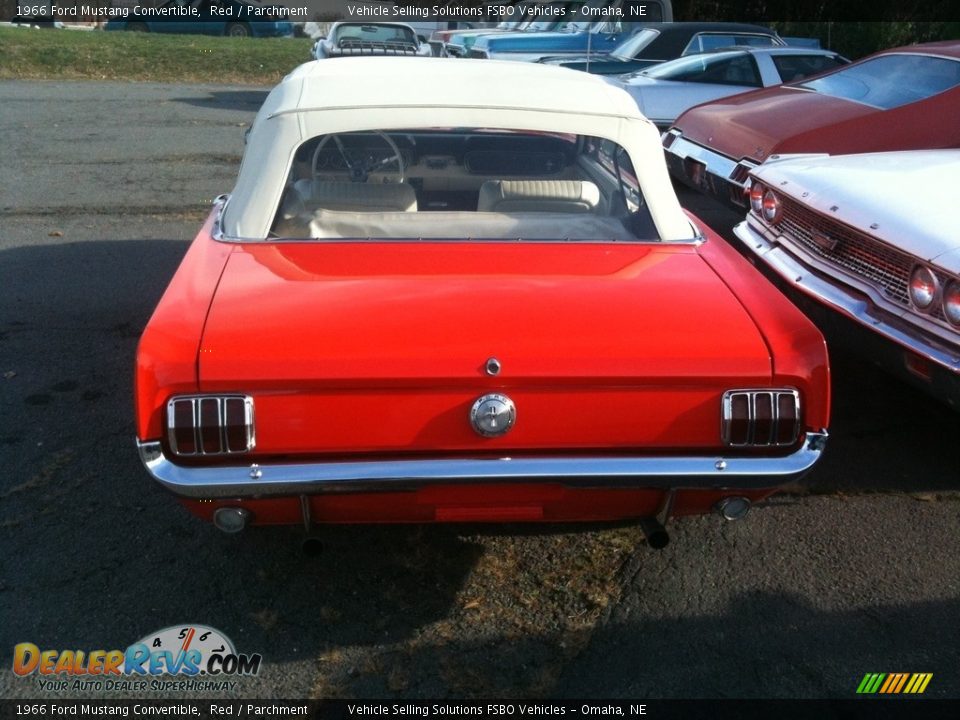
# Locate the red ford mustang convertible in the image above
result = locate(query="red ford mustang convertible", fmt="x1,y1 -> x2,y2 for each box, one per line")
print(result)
135,58 -> 830,545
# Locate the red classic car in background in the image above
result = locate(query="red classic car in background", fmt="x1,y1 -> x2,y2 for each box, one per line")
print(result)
663,40 -> 960,208
135,58 -> 830,547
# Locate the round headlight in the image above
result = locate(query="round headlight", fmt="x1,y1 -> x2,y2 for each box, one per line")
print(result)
943,280 -> 960,327
749,181 -> 764,215
762,189 -> 781,223
909,265 -> 939,311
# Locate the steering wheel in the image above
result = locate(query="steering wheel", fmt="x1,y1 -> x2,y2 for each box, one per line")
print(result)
312,132 -> 405,183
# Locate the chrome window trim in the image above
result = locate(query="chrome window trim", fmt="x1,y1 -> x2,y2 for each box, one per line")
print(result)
680,32 -> 783,57
209,194 -> 705,246
136,432 -> 829,499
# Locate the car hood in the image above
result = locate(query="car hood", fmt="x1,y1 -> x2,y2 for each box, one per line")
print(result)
753,150 -> 960,273
673,86 -> 874,162
197,242 -> 773,454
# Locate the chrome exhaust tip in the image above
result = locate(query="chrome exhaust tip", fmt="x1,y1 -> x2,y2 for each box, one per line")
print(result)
716,496 -> 752,521
638,517 -> 670,550
212,507 -> 252,533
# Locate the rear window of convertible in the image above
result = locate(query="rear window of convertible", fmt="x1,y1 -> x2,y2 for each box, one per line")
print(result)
269,128 -> 660,242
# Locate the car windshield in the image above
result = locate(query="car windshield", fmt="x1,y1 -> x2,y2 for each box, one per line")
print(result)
334,24 -> 417,45
798,53 -> 960,109
640,51 -> 762,86
641,51 -> 746,80
269,128 -> 658,242
611,29 -> 660,60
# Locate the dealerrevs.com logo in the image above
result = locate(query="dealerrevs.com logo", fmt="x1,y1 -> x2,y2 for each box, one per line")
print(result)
13,625 -> 262,692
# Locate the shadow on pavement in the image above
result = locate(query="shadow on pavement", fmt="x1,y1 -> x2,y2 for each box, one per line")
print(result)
171,90 -> 270,112
556,591 -> 960,699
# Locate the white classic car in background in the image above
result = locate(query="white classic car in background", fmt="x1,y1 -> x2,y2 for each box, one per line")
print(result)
607,47 -> 848,132
312,22 -> 432,59
734,150 -> 960,409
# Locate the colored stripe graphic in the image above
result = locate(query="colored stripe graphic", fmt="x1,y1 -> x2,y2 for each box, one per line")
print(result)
857,673 -> 932,694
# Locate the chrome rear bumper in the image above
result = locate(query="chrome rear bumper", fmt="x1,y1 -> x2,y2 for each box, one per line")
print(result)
137,432 -> 828,499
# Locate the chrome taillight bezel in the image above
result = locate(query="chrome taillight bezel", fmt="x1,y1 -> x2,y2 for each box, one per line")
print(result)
721,389 -> 800,448
166,395 -> 255,456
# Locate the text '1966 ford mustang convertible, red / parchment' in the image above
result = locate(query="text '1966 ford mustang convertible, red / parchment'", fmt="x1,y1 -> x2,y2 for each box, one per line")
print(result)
134,58 -> 830,547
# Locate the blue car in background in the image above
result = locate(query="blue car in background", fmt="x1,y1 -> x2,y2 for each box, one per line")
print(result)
105,0 -> 293,38
468,0 -> 671,61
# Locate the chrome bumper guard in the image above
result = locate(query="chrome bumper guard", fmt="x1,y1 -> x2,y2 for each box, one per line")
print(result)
663,133 -> 755,208
137,432 -> 828,499
734,221 -> 960,375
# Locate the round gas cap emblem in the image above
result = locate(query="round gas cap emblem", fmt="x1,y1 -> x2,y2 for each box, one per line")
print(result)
470,394 -> 516,438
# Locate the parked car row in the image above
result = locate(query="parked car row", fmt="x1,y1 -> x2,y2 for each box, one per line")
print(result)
537,21 -> 786,74
661,40 -> 960,409
605,46 -> 848,131
662,41 -> 960,209
105,0 -> 295,37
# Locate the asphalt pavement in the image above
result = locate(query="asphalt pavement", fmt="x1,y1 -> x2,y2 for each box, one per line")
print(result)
1,81 -> 958,701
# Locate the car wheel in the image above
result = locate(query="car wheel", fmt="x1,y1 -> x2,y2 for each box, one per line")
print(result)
226,22 -> 251,38
127,22 -> 148,32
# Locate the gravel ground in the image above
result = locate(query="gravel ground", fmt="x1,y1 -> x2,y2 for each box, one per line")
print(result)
1,80 -> 958,701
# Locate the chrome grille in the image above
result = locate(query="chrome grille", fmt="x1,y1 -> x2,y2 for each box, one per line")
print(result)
335,40 -> 420,55
773,197 -> 914,307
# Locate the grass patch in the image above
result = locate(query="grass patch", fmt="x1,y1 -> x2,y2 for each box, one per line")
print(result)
0,27 -> 313,84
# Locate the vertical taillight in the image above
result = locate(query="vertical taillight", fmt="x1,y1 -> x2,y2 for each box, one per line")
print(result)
167,395 -> 255,456
722,390 -> 800,448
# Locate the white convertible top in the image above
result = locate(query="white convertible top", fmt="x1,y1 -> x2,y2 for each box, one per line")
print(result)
222,58 -> 695,241
269,57 -> 644,117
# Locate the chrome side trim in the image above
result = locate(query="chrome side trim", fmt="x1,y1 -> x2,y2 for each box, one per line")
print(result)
136,432 -> 828,499
734,220 -> 960,373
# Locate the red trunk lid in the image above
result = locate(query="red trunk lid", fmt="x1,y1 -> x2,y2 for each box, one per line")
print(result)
198,242 -> 772,455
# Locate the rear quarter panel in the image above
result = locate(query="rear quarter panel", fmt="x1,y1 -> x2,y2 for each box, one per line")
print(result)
135,210 -> 234,441
692,214 -> 831,431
